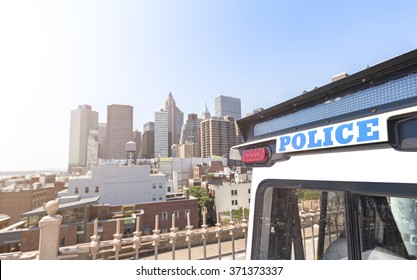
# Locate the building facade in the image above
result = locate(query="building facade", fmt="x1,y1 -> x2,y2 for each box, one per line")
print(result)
154,110 -> 169,158
132,129 -> 142,159
98,123 -> 106,160
141,122 -> 155,159
105,104 -> 133,160
86,130 -> 99,169
208,182 -> 251,213
64,164 -> 167,205
68,104 -> 99,171
179,113 -> 201,158
200,116 -> 243,163
165,92 -> 184,150
215,95 -> 241,120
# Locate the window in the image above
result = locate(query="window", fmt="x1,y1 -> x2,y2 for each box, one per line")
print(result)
231,199 -> 238,205
248,188 -> 251,194
174,210 -> 179,220
159,183 -> 162,189
85,187 -> 89,193
95,186 -> 99,193
159,196 -> 163,201
357,195 -> 417,260
152,183 -> 156,189
74,187 -> 79,194
231,190 -> 238,196
162,212 -> 168,221
253,185 -> 346,260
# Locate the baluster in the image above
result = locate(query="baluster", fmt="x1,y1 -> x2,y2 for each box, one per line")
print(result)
241,208 -> 248,252
185,212 -> 194,260
200,207 -> 209,260
132,217 -> 142,260
152,215 -> 161,260
112,218 -> 123,260
169,213 -> 178,260
215,211 -> 223,260
89,218 -> 101,260
229,209 -> 236,260
308,211 -> 316,260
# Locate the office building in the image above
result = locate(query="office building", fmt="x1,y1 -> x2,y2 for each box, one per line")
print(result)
154,110 -> 169,158
141,122 -> 155,159
215,95 -> 241,120
132,129 -> 142,158
165,92 -> 184,150
179,113 -> 201,158
105,104 -> 133,160
98,123 -> 106,159
68,105 -> 99,171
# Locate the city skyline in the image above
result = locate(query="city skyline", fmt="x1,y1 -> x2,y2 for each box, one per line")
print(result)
1,1 -> 417,171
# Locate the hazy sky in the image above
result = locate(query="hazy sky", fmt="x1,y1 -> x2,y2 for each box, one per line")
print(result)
1,0 -> 417,171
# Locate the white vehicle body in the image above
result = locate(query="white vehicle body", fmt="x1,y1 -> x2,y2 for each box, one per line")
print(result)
231,49 -> 417,260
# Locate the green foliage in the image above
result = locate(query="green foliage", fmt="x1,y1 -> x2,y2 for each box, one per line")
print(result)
231,208 -> 250,222
188,185 -> 212,207
297,190 -> 321,201
188,185 -> 213,226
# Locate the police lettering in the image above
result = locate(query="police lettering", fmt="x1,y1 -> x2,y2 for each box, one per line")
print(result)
278,118 -> 379,152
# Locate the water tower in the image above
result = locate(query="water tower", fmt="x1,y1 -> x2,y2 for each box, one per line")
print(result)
125,141 -> 137,165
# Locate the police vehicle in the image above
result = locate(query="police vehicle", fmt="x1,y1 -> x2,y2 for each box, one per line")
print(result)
230,49 -> 417,260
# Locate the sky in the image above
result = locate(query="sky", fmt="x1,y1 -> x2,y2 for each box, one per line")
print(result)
1,0 -> 417,172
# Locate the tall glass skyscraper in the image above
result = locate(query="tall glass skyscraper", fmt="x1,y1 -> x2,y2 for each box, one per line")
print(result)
154,110 -> 169,158
215,95 -> 241,120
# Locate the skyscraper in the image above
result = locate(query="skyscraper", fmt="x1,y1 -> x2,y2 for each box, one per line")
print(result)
68,104 -> 99,171
105,104 -> 133,160
180,113 -> 200,145
132,129 -> 142,158
154,110 -> 169,158
200,116 -> 243,165
98,123 -> 106,159
165,92 -> 184,148
141,122 -> 155,159
215,95 -> 241,120
179,113 -> 201,158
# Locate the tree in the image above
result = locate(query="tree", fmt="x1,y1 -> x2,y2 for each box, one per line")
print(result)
188,185 -> 213,226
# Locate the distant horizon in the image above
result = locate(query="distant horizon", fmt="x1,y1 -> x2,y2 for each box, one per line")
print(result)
0,168 -> 67,175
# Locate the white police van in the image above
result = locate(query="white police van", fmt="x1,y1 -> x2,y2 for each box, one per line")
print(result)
230,49 -> 417,260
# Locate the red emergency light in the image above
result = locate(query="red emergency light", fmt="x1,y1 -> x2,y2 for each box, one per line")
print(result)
241,147 -> 271,164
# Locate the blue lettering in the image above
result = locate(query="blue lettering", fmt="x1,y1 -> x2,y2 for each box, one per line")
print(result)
307,130 -> 322,148
323,127 -> 334,146
335,123 -> 353,144
292,133 -> 306,150
279,136 -> 291,152
357,118 -> 379,142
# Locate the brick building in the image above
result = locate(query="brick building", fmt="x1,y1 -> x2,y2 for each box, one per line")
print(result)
19,195 -> 199,252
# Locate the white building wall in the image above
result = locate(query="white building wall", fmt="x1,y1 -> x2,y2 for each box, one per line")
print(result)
66,163 -> 166,205
210,182 -> 251,213
159,157 -> 228,185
